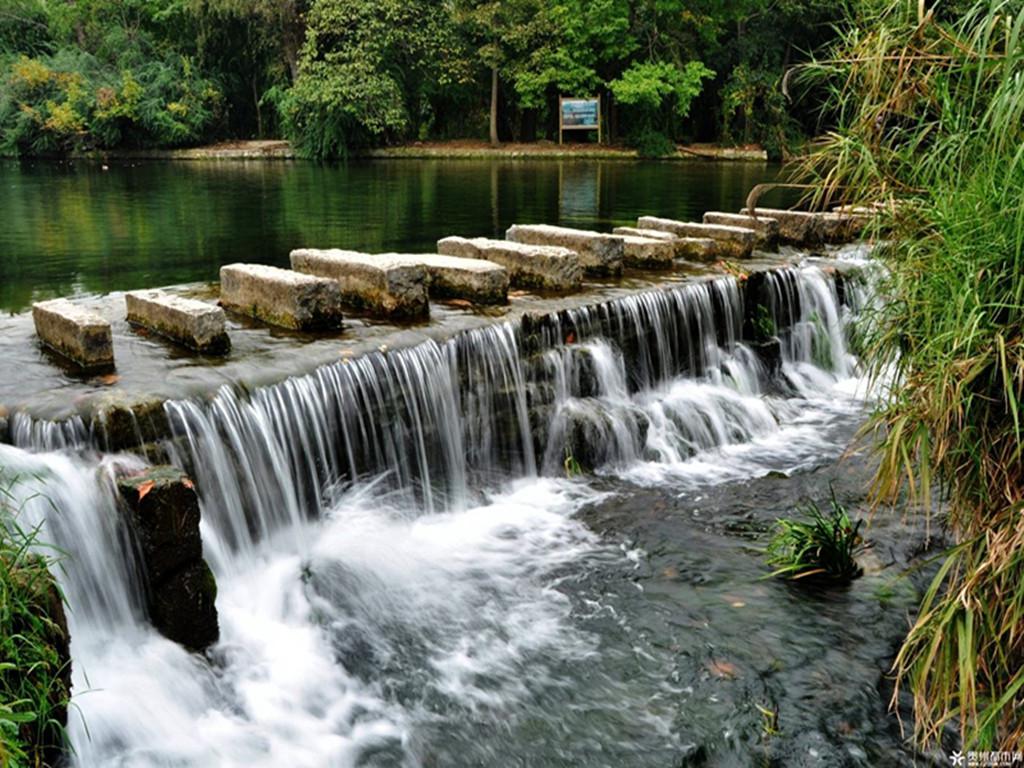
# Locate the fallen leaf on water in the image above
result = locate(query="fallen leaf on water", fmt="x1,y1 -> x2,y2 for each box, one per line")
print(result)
730,601 -> 746,608
339,349 -> 354,358
708,660 -> 739,679
508,290 -> 529,298
661,566 -> 680,580
136,480 -> 156,501
182,478 -> 194,490
447,299 -> 473,309
565,332 -> 576,344
97,373 -> 120,386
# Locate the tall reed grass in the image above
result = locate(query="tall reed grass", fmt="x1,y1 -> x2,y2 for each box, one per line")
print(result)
0,475 -> 70,767
793,0 -> 1024,749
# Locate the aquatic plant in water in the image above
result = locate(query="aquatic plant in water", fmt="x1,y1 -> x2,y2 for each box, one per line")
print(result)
765,492 -> 866,584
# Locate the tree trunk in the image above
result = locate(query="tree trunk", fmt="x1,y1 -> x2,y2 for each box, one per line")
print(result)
489,66 -> 499,146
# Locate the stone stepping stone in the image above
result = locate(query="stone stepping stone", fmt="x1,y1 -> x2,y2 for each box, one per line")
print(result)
290,249 -> 429,319
505,224 -> 624,277
219,263 -> 345,330
611,227 -> 718,262
126,289 -> 230,354
636,217 -> 755,259
739,207 -> 822,245
703,212 -> 779,249
401,253 -> 509,305
32,298 -> 114,370
437,236 -> 582,291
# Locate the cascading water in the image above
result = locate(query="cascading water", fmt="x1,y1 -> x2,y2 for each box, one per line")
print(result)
1,263 -> 875,766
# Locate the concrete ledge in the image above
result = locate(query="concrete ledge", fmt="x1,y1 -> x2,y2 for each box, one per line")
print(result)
611,227 -> 718,262
437,237 -> 583,291
505,224 -> 624,277
126,290 -> 230,354
818,211 -> 867,243
219,263 -> 345,330
290,249 -> 429,319
636,217 -> 755,258
401,253 -> 509,304
32,298 -> 114,370
703,212 -> 779,249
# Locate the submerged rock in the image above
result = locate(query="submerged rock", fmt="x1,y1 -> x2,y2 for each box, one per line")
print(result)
116,466 -> 219,652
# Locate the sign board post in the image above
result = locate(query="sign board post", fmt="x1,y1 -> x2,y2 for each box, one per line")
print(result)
559,96 -> 601,145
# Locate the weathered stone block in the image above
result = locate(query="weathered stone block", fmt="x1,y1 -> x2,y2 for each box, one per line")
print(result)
32,298 -> 114,370
399,253 -> 509,304
817,211 -> 866,243
616,235 -> 677,269
739,208 -> 821,245
612,227 -> 718,261
636,217 -> 755,259
290,249 -> 429,319
219,263 -> 344,331
437,236 -> 583,291
505,224 -> 624,277
92,393 -> 171,451
117,466 -> 218,652
126,289 -> 230,354
702,212 -> 779,249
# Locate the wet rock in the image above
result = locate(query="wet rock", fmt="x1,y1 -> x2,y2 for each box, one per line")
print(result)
437,236 -> 583,291
220,263 -> 346,330
749,338 -> 782,378
117,466 -> 219,652
31,298 -> 114,370
290,249 -> 429,319
506,224 -> 625,277
91,393 -> 170,452
126,289 -> 230,354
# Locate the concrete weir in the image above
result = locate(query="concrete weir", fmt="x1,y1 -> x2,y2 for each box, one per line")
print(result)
611,227 -> 719,261
437,237 -> 583,291
405,253 -> 509,304
636,217 -> 756,259
506,224 -> 624,277
702,212 -> 779,249
126,290 -> 230,354
220,263 -> 345,330
32,298 -> 114,370
290,249 -> 430,319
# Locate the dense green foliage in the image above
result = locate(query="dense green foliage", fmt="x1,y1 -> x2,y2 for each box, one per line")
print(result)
794,0 -> 1024,750
765,493 -> 866,584
0,477 -> 70,767
1,0 -> 845,157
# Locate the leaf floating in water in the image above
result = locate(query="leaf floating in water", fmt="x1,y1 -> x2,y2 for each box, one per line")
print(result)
447,299 -> 473,309
708,659 -> 739,679
508,290 -> 530,299
565,332 -> 576,344
339,349 -> 354,358
97,373 -> 120,386
136,480 -> 156,501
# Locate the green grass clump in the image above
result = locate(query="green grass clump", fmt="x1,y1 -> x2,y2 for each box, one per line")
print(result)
791,0 -> 1024,750
0,477 -> 71,768
765,493 -> 866,584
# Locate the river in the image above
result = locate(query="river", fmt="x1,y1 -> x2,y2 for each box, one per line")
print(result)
0,159 -> 933,767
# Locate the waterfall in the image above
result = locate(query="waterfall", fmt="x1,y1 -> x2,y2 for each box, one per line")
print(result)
0,263 -> 869,767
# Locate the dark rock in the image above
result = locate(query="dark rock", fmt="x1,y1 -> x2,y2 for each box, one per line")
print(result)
92,394 -> 171,451
749,337 -> 783,378
148,560 -> 219,652
117,466 -> 219,652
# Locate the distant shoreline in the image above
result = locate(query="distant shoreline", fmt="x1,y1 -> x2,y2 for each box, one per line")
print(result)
56,139 -> 770,163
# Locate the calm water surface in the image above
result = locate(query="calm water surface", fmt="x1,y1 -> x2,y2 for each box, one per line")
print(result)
0,158 -> 777,313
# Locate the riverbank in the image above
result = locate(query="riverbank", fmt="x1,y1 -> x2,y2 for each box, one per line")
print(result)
70,139 -> 768,163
